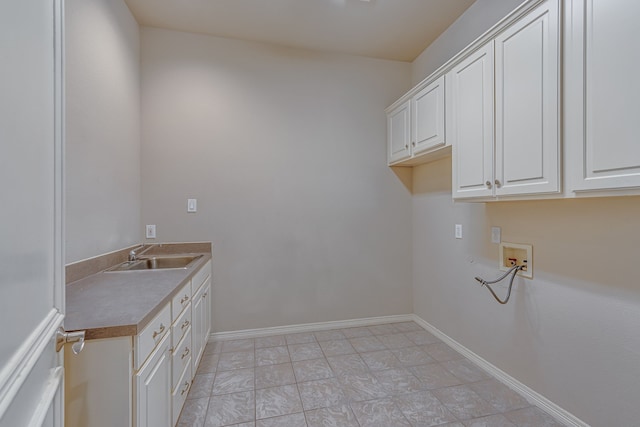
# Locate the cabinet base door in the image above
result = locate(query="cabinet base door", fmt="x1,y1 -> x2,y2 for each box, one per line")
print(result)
135,335 -> 172,427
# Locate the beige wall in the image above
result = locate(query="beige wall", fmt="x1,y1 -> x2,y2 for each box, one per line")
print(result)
410,1 -> 640,424
140,28 -> 414,332
412,160 -> 640,426
412,0 -> 523,85
65,0 -> 141,263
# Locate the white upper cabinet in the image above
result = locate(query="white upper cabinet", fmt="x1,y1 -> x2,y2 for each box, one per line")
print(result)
450,0 -> 560,200
387,100 -> 411,164
449,43 -> 495,199
387,76 -> 447,166
494,0 -> 560,196
413,75 -> 446,156
566,0 -> 640,192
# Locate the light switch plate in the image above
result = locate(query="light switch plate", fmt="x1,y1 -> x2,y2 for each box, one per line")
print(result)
455,224 -> 462,239
187,199 -> 197,213
491,227 -> 501,243
146,224 -> 156,239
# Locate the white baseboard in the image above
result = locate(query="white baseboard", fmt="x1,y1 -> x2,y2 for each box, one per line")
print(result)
208,314 -> 414,342
410,314 -> 589,427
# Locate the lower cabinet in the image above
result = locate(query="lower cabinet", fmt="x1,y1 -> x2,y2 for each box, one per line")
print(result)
191,276 -> 211,371
135,333 -> 172,427
65,260 -> 212,427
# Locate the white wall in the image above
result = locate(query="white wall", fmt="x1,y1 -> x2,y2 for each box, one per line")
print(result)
65,0 -> 141,263
410,2 -> 640,425
412,0 -> 523,85
140,28 -> 413,332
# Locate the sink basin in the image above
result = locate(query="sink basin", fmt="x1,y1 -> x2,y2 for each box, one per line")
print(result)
107,255 -> 203,272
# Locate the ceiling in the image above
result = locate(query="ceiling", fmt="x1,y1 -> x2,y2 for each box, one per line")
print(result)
124,0 -> 476,62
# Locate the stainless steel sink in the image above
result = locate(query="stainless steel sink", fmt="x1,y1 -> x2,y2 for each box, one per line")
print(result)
106,255 -> 203,272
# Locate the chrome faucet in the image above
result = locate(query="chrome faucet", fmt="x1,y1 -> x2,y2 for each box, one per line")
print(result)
129,246 -> 145,262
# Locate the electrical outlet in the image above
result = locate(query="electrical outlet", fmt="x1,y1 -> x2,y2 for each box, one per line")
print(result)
146,224 -> 156,239
455,224 -> 463,239
499,242 -> 532,278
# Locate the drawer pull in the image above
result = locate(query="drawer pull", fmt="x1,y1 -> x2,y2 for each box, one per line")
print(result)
181,319 -> 190,330
181,347 -> 190,360
180,380 -> 190,395
152,323 -> 165,339
180,294 -> 189,305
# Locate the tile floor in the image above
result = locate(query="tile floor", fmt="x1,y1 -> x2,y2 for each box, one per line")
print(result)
177,321 -> 564,427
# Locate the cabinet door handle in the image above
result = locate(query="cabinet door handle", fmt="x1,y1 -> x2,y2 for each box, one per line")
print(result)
412,141 -> 416,147
494,179 -> 502,188
202,292 -> 208,299
180,294 -> 189,305
485,180 -> 492,189
404,144 -> 408,149
180,380 -> 190,395
181,319 -> 190,330
181,347 -> 190,360
152,323 -> 165,339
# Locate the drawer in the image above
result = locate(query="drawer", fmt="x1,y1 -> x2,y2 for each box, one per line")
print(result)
191,260 -> 211,294
135,303 -> 171,369
172,326 -> 192,390
172,359 -> 192,426
172,302 -> 192,346
171,280 -> 191,321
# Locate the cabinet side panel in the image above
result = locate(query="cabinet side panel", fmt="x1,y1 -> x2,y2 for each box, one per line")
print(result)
65,337 -> 133,427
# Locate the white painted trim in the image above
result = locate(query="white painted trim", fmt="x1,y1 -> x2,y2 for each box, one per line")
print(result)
410,314 -> 590,427
27,366 -> 63,427
0,309 -> 65,420
208,314 -> 414,342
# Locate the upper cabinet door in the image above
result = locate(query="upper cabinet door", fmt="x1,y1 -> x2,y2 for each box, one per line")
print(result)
568,0 -> 640,191
412,75 -> 445,155
449,43 -> 495,199
494,0 -> 560,196
387,100 -> 411,164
